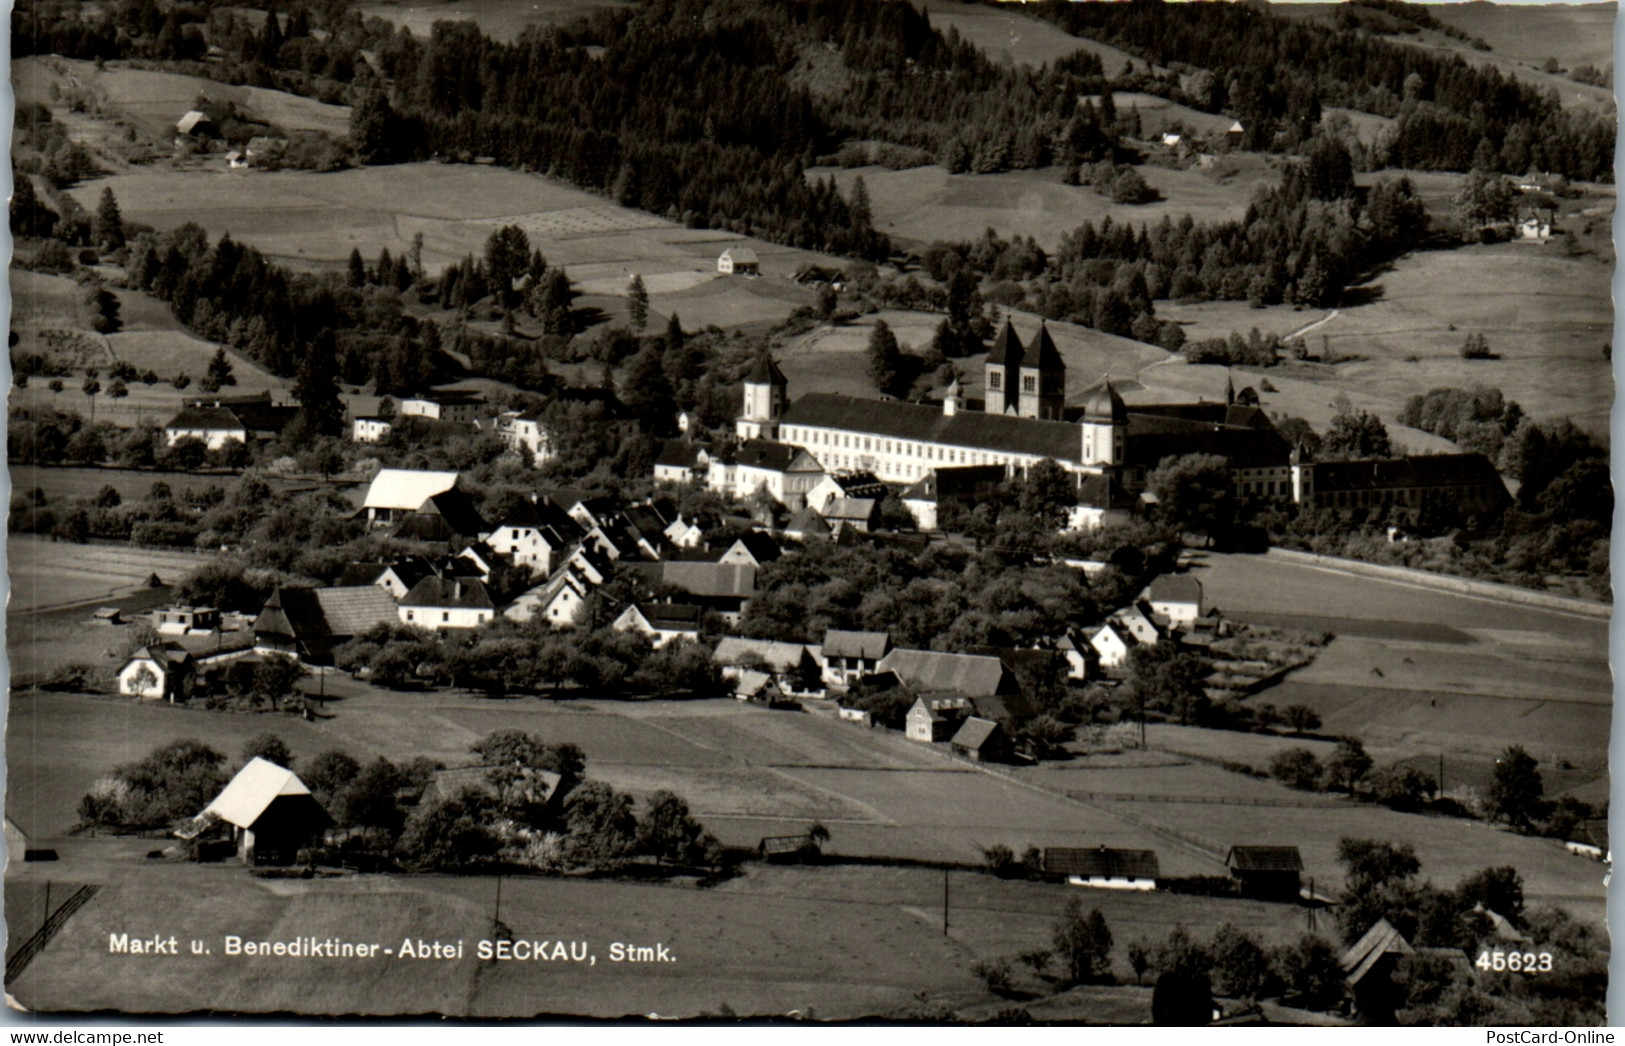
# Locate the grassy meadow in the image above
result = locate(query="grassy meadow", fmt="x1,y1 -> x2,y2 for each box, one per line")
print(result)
356,0 -> 630,43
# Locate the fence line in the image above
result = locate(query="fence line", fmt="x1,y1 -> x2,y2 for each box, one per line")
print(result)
6,884 -> 100,984
1066,790 -> 1337,809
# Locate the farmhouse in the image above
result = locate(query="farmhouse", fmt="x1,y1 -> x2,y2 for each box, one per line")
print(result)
905,694 -> 972,742
613,602 -> 704,648
253,585 -> 401,664
351,416 -> 393,443
191,757 -> 330,866
1044,846 -> 1160,890
118,643 -> 195,701
486,497 -> 582,572
877,648 -> 1018,699
153,605 -> 221,634
807,472 -> 889,514
362,468 -> 462,527
389,487 -> 489,547
175,109 -> 220,138
653,441 -> 711,484
821,629 -> 891,687
717,246 -> 760,275
1145,574 -> 1204,626
657,562 -> 756,624
717,531 -> 782,567
1089,621 -> 1137,669
399,389 -> 485,424
824,497 -> 881,535
161,405 -> 247,450
399,577 -> 496,630
1226,845 -> 1304,900
712,636 -> 822,694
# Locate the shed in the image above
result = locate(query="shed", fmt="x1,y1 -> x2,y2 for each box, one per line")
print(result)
950,716 -> 1011,763
759,834 -> 820,863
718,246 -> 761,276
196,758 -> 331,865
1045,846 -> 1160,890
1225,845 -> 1303,900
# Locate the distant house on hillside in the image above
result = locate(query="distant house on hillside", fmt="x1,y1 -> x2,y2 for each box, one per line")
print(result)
164,395 -> 299,450
176,109 -> 220,139
1044,846 -> 1160,890
1518,214 -> 1552,240
717,246 -> 760,276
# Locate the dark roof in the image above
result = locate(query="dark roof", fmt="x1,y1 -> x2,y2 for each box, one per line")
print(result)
421,488 -> 488,534
823,471 -> 888,497
624,504 -> 675,543
654,441 -> 707,469
549,386 -> 631,420
988,319 -> 1024,367
1309,454 -> 1509,495
380,557 -> 440,591
1226,846 -> 1304,872
901,464 -> 1008,504
744,354 -> 788,387
662,561 -> 756,598
970,693 -> 1035,721
255,586 -> 398,642
878,648 -> 1012,697
632,602 -> 704,630
166,405 -> 245,432
1044,847 -> 1161,879
336,561 -> 388,587
823,629 -> 891,660
400,576 -> 495,610
1148,574 -> 1203,605
1077,472 -> 1135,509
728,531 -> 782,564
783,394 -> 1083,463
950,716 -> 1004,751
406,388 -> 484,405
731,439 -> 813,472
1127,427 -> 1291,471
1130,402 -> 1273,430
1026,323 -> 1065,371
786,507 -> 832,536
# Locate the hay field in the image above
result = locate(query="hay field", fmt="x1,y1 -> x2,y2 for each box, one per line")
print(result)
812,160 -> 1271,252
1152,243 -> 1614,435
6,538 -> 209,613
357,0 -> 630,43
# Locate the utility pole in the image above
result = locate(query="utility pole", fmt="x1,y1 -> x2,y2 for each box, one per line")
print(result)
942,869 -> 949,936
1439,753 -> 1445,796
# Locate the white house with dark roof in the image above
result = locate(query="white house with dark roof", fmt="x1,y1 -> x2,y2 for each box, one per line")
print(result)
399,389 -> 485,424
706,439 -> 826,511
119,643 -> 196,701
485,496 -> 582,572
717,246 -> 760,275
612,602 -> 703,648
1145,574 -> 1204,626
821,629 -> 891,687
399,577 -> 495,630
163,405 -> 248,449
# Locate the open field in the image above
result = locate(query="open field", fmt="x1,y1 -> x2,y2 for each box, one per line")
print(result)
66,163 -> 848,332
1151,241 -> 1614,436
812,159 -> 1273,252
357,0 -> 629,43
7,535 -> 212,615
914,0 -> 1156,74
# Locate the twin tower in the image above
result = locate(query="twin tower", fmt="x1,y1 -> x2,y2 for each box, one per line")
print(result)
985,320 -> 1066,421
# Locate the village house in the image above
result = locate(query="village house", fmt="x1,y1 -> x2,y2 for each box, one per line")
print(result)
654,561 -> 757,625
497,411 -> 551,466
823,497 -> 882,535
1089,621 -> 1138,669
398,389 -> 486,425
905,693 -> 972,743
351,416 -> 393,443
653,441 -> 711,484
806,471 -> 889,514
399,577 -> 496,630
875,648 -> 1020,699
783,506 -> 833,541
504,549 -> 605,628
186,758 -> 330,866
390,487 -> 490,547
485,496 -> 582,573
716,531 -> 782,568
900,464 -> 1006,531
1144,574 -> 1204,627
362,469 -> 463,528
1044,846 -> 1161,890
950,716 -> 1012,762
1112,603 -> 1162,646
717,246 -> 760,276
153,605 -> 221,635
612,602 -> 703,648
707,439 -> 827,512
118,643 -> 196,701
712,637 -> 824,696
821,629 -> 891,688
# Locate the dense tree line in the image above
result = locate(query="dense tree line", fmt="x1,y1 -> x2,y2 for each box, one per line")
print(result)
1025,0 -> 1614,181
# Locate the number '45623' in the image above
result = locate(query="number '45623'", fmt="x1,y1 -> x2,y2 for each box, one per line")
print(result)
1475,950 -> 1553,973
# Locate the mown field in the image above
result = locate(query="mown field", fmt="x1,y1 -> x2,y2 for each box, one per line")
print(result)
811,159 -> 1273,253
913,0 -> 1156,74
1150,239 -> 1614,436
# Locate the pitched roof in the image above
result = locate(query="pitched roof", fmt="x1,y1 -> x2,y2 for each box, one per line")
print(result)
988,319 -> 1024,367
1309,454 -> 1508,494
950,716 -> 1003,750
1226,846 -> 1304,872
877,648 -> 1011,697
1130,402 -> 1273,430
721,246 -> 760,265
655,441 -> 708,469
731,439 -> 817,472
744,354 -> 788,386
1043,847 -> 1160,879
823,629 -> 890,660
336,561 -> 389,587
1341,918 -> 1412,984
1148,574 -> 1203,605
364,469 -> 461,511
631,602 -> 704,630
392,488 -> 487,540
315,586 -> 401,635
663,561 -> 757,598
204,758 -> 322,829
783,394 -> 1083,463
1077,472 -> 1135,510
785,507 -> 832,536
126,643 -> 193,670
400,576 -> 495,610
713,637 -> 812,672
1026,323 -> 1065,371
970,692 -> 1035,721
726,531 -> 782,564
825,497 -> 879,523
902,464 -> 1008,504
165,405 -> 246,432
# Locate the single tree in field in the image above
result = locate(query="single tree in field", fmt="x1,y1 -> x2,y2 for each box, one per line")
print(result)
1325,737 -> 1373,794
48,378 -> 63,393
106,378 -> 129,403
1283,704 -> 1321,735
171,372 -> 191,391
626,273 -> 649,331
96,187 -> 125,252
485,224 -> 531,311
205,347 -> 236,389
1487,745 -> 1544,831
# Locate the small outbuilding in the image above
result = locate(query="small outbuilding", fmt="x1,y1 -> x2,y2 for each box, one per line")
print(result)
950,716 -> 1012,763
1225,845 -> 1304,900
118,643 -> 196,701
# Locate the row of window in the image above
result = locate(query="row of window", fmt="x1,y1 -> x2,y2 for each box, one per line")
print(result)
1314,485 -> 1490,509
783,426 -> 1033,472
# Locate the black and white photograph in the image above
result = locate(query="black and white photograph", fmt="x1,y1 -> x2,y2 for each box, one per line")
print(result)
2,0 -> 1616,1027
